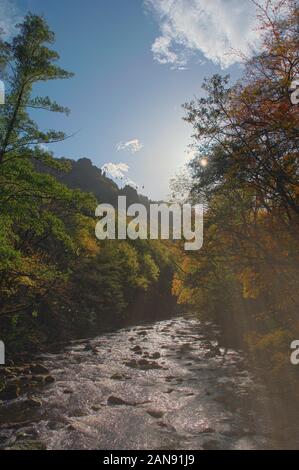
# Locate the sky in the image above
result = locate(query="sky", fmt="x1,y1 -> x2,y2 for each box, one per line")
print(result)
0,0 -> 264,200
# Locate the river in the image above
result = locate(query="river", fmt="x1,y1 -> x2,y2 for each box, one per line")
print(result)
0,315 -> 292,450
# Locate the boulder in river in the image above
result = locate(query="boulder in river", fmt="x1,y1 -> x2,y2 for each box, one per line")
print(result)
30,364 -> 50,375
110,373 -> 126,380
150,352 -> 161,359
146,409 -> 164,419
137,359 -> 163,370
25,397 -> 42,408
32,374 -> 55,385
44,375 -> 55,384
91,404 -> 101,411
107,396 -> 133,406
137,331 -> 148,336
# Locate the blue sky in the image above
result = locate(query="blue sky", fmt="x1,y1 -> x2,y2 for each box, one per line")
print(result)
1,0 -> 262,199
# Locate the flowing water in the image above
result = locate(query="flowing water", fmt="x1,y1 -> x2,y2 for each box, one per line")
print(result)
0,315 -> 285,450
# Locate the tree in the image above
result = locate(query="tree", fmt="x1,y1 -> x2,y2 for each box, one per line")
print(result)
184,0 -> 299,217
174,0 -> 299,374
0,14 -> 95,316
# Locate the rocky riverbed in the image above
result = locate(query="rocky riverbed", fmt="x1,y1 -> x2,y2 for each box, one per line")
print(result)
0,315 -> 287,450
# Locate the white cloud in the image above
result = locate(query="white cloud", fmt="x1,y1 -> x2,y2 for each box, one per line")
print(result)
101,162 -> 129,179
145,0 -> 265,69
101,162 -> 139,189
0,0 -> 20,38
152,36 -> 182,66
116,138 -> 144,154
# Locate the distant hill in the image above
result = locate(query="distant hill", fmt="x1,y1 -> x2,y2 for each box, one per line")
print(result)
36,157 -> 153,207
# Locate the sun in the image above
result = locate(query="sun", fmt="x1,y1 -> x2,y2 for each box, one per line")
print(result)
200,158 -> 208,167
